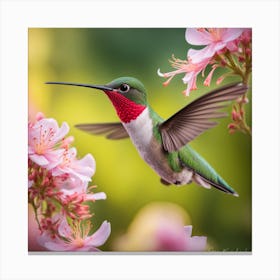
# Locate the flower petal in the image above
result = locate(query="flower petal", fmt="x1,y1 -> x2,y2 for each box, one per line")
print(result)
37,232 -> 74,251
186,236 -> 207,251
58,216 -> 72,238
86,192 -> 107,201
185,28 -> 212,45
86,221 -> 111,247
51,122 -> 70,143
40,239 -> 74,251
188,45 -> 217,64
29,154 -> 49,166
184,225 -> 193,237
182,72 -> 193,84
76,154 -> 96,177
222,28 -> 243,43
44,149 -> 65,170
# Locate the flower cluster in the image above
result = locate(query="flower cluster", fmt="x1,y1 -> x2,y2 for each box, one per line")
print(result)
28,112 -> 110,251
158,28 -> 252,135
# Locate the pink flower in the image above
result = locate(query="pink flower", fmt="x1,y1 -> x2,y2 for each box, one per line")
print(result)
28,115 -> 69,169
38,217 -> 111,251
158,28 -> 248,95
155,222 -> 206,251
28,112 -> 110,252
185,28 -> 244,63
158,55 -> 210,96
52,147 -> 96,193
114,202 -> 207,251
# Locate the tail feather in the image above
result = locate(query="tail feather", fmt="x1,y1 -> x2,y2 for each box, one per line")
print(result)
178,145 -> 238,196
197,174 -> 239,196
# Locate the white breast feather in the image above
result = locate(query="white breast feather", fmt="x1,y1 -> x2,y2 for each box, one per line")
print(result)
124,108 -> 153,149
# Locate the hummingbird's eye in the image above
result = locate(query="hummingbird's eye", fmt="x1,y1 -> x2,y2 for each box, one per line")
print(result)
119,83 -> 130,93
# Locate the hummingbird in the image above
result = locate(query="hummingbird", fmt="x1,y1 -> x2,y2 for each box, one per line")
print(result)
46,77 -> 248,196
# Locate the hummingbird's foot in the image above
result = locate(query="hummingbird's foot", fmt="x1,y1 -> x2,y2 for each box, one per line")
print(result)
174,180 -> 182,185
160,178 -> 171,186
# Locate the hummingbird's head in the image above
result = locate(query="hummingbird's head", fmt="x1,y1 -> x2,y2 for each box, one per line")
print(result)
46,77 -> 148,123
105,77 -> 147,105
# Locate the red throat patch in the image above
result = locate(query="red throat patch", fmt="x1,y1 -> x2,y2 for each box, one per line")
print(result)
105,90 -> 146,123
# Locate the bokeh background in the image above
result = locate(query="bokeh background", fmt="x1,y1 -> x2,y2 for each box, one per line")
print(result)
28,28 -> 252,252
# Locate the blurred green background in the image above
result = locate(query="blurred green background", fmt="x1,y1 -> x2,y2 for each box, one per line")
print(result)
28,28 -> 251,251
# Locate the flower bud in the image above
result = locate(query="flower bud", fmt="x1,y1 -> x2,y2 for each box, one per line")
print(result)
238,56 -> 245,63
231,110 -> 241,121
36,112 -> 45,121
245,48 -> 251,56
228,123 -> 237,130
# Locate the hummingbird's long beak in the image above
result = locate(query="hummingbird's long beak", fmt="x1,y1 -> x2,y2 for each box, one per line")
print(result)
45,81 -> 114,91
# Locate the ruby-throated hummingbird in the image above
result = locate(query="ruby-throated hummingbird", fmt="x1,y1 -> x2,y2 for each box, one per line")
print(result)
46,77 -> 247,196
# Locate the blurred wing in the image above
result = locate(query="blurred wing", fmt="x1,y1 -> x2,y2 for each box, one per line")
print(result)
75,122 -> 129,140
159,83 -> 248,152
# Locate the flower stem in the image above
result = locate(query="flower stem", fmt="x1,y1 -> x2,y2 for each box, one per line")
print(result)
222,50 -> 251,136
30,202 -> 42,232
239,103 -> 251,135
224,52 -> 244,78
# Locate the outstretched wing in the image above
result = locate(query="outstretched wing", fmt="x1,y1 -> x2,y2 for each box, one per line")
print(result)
75,122 -> 129,140
159,83 -> 248,152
